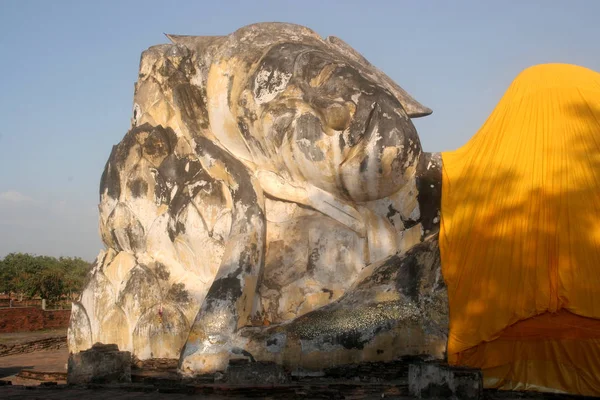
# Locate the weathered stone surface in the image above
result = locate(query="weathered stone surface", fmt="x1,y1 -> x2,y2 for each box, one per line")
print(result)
409,363 -> 482,400
132,357 -> 179,370
67,343 -> 132,384
226,361 -> 289,385
70,22 -> 447,378
240,236 -> 447,371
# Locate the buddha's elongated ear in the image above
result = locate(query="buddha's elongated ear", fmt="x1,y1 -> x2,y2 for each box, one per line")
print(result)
326,36 -> 432,118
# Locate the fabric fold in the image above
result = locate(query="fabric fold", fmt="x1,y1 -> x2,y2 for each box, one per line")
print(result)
441,63 -> 600,396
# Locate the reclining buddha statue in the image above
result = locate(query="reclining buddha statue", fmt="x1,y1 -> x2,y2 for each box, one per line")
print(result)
68,22 -> 600,396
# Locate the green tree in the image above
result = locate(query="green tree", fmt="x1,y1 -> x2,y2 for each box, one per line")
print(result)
58,256 -> 91,299
0,253 -> 46,296
0,253 -> 91,301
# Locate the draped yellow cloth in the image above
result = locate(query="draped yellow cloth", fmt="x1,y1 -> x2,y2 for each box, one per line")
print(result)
440,63 -> 600,396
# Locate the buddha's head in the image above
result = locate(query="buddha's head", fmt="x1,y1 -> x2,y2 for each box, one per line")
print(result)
133,23 -> 432,203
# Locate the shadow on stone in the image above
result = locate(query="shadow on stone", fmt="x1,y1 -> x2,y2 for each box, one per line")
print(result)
67,343 -> 131,385
409,362 -> 482,399
226,360 -> 289,386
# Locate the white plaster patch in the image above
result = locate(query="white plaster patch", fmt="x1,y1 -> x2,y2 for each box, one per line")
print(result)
394,107 -> 409,121
254,69 -> 292,104
132,103 -> 142,127
364,127 -> 382,155
297,138 -> 312,148
190,65 -> 206,87
187,180 -> 207,196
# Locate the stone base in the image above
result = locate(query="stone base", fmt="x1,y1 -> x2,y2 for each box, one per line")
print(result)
226,360 -> 289,385
408,362 -> 482,399
67,343 -> 131,385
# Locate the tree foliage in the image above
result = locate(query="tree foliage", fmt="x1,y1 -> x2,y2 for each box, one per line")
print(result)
0,253 -> 91,300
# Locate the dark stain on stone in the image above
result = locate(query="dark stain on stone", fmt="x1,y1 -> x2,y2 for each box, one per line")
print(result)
117,265 -> 159,307
227,75 -> 235,108
107,206 -> 145,253
100,152 -> 120,200
239,243 -> 259,274
150,45 -> 209,133
167,219 -> 180,242
139,126 -> 175,160
168,190 -> 188,219
176,220 -> 187,236
154,262 -> 171,281
358,239 -> 437,295
295,114 -> 325,161
167,283 -> 190,304
358,155 -> 369,173
402,218 -> 419,230
307,248 -> 320,273
153,171 -> 170,206
102,123 -> 179,204
152,147 -> 216,222
123,224 -> 145,253
435,272 -> 446,291
345,97 -> 373,149
335,330 -> 369,350
158,60 -> 172,77
421,382 -> 453,399
416,152 -> 442,235
194,135 -> 261,209
395,251 -> 422,302
386,205 -> 419,230
128,178 -> 148,198
175,83 -> 210,131
270,110 -> 294,148
158,154 -> 180,182
183,159 -> 204,183
205,266 -> 243,305
386,205 -> 399,225
237,118 -> 267,157
321,288 -> 334,300
338,133 -> 346,153
364,255 -> 399,285
176,80 -> 209,125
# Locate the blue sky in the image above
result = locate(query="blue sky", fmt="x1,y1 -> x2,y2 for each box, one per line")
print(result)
1,0 -> 599,260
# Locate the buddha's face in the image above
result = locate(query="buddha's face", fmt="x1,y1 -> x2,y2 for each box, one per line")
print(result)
242,43 -> 423,202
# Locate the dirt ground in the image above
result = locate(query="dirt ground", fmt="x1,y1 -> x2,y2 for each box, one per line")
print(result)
0,328 -> 67,346
0,328 -> 68,386
0,348 -> 68,385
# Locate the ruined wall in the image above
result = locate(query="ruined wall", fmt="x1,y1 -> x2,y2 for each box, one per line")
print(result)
0,308 -> 70,333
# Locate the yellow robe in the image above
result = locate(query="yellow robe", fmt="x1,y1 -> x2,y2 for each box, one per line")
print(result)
440,63 -> 600,395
